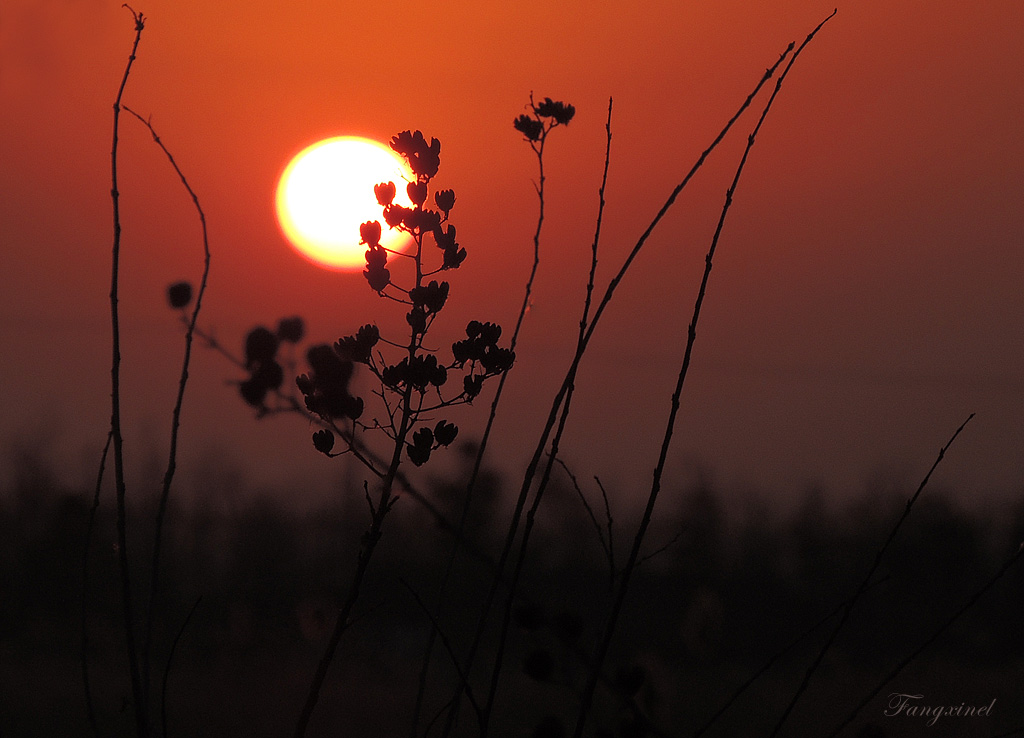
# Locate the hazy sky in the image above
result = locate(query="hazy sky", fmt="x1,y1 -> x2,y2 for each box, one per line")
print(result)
1,0 -> 1022,510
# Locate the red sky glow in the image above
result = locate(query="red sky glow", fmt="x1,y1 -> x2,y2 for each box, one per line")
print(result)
1,0 -> 1023,510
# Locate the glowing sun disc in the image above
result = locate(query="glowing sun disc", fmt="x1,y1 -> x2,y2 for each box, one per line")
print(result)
276,137 -> 413,270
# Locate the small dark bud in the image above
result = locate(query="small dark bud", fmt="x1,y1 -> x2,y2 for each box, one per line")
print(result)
434,420 -> 458,447
253,359 -> 284,391
245,327 -> 278,368
481,346 -> 515,374
412,426 -> 434,449
384,205 -> 409,229
344,395 -> 364,421
277,316 -> 305,343
430,363 -> 447,388
513,114 -> 544,142
335,323 -> 379,364
409,280 -> 449,314
406,307 -> 427,335
374,181 -> 396,207
391,130 -> 441,179
312,429 -> 335,455
407,441 -> 431,466
442,245 -> 467,270
365,265 -> 391,292
434,189 -> 456,214
535,97 -> 576,125
360,220 -> 382,247
463,374 -> 483,399
407,181 -> 428,206
433,223 -> 457,250
239,376 -> 268,407
167,281 -> 193,309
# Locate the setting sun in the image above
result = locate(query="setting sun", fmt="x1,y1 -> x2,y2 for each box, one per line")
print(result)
275,137 -> 414,270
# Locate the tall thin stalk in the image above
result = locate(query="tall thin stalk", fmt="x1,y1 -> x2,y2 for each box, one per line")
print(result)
481,98 -> 615,732
121,104 -> 212,718
109,7 -> 148,736
290,138 -> 502,734
429,95 -> 574,737
573,11 -> 836,736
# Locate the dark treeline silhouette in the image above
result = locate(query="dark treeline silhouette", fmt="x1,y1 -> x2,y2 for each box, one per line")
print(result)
3,445 -> 1022,737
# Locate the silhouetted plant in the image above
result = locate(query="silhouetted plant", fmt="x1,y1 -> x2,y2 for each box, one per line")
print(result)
95,8 -> 213,737
278,127 -> 518,737
84,8 -> 1024,738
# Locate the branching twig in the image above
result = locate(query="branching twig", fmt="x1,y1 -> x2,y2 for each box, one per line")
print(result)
769,411 -> 972,738
553,456 -> 614,584
433,96 -> 577,738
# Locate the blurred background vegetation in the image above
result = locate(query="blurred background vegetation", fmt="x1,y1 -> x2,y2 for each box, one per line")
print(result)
2,441 -> 1022,737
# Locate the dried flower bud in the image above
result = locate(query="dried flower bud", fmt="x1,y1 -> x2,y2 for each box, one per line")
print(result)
434,189 -> 456,214
360,220 -> 382,247
312,429 -> 335,455
167,281 -> 193,309
407,181 -> 428,207
245,326 -> 278,368
513,115 -> 543,142
277,316 -> 305,343
535,97 -> 576,125
374,181 -> 396,207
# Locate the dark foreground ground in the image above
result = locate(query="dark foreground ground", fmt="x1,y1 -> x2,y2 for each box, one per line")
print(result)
3,454 -> 1022,738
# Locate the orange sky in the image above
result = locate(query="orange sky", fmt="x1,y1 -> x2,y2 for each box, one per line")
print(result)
2,0 -> 1023,509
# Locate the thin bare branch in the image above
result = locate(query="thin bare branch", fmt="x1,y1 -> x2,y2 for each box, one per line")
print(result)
574,12 -> 837,736
553,456 -> 613,578
771,411 -> 973,737
109,6 -> 148,735
160,595 -> 202,738
121,104 -> 212,715
692,575 -> 891,738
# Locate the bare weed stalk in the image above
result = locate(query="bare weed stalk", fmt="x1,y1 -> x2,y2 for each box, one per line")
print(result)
108,6 -> 148,735
575,11 -> 836,736
290,130 -> 517,737
121,104 -> 212,717
410,95 -> 574,737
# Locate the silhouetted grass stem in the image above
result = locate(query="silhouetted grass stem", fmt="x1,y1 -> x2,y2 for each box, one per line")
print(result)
574,11 -> 836,737
108,7 -> 148,736
121,104 -> 212,721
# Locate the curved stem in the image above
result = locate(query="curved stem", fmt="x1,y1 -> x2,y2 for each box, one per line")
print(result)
121,105 -> 212,717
